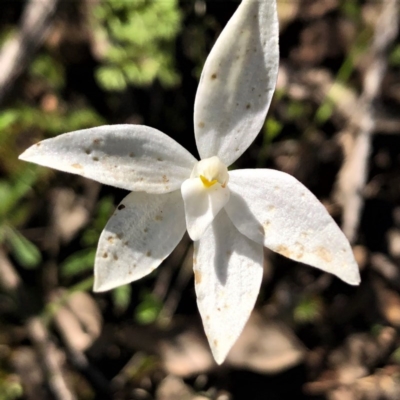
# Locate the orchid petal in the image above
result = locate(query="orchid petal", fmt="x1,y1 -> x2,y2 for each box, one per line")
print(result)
194,209 -> 264,364
181,178 -> 230,241
19,125 -> 197,193
225,169 -> 360,285
94,190 -> 186,292
194,0 -> 279,166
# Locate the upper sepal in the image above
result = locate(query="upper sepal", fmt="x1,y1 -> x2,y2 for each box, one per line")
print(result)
194,0 -> 279,166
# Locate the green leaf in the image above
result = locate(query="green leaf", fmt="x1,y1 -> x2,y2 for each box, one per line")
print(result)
0,110 -> 19,131
30,53 -> 65,89
135,291 -> 162,325
112,285 -> 131,312
264,117 -> 283,144
6,226 -> 41,269
315,101 -> 334,125
293,295 -> 323,324
61,248 -> 96,278
389,45 -> 400,67
96,66 -> 127,91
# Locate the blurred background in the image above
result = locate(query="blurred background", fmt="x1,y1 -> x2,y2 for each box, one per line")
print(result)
1,0 -> 400,399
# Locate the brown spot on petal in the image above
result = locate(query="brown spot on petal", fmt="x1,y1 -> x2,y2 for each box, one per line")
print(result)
155,215 -> 163,221
129,152 -> 135,157
102,252 -> 108,258
198,122 -> 205,128
113,254 -> 119,261
71,163 -> 83,169
276,245 -> 292,259
107,236 -> 114,244
157,157 -> 163,161
294,242 -> 305,259
213,340 -> 218,347
116,233 -> 123,240
93,138 -> 102,145
315,246 -> 332,263
36,142 -> 41,147
211,73 -> 217,80
300,232 -> 308,239
246,103 -> 251,109
263,220 -> 271,231
92,157 -> 99,162
194,270 -> 202,284
162,175 -> 169,183
117,204 -> 126,210
146,251 -> 152,257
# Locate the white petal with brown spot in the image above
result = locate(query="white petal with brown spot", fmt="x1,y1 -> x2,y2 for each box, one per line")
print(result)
194,210 -> 264,364
225,169 -> 360,285
19,125 -> 197,194
194,0 -> 279,166
94,190 -> 186,292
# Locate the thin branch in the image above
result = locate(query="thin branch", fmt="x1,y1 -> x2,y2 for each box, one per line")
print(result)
334,0 -> 399,243
27,318 -> 77,400
0,0 -> 59,105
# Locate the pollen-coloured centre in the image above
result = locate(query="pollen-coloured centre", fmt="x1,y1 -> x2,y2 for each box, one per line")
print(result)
191,156 -> 229,188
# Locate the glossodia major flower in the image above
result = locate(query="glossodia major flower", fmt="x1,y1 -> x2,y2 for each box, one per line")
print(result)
19,0 -> 360,364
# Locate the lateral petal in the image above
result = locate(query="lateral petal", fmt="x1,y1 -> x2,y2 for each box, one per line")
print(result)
19,125 -> 197,193
194,210 -> 264,364
194,0 -> 279,166
94,190 -> 186,292
181,178 -> 230,241
225,169 -> 361,285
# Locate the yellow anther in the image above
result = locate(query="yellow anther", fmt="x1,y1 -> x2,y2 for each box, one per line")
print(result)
200,175 -> 218,188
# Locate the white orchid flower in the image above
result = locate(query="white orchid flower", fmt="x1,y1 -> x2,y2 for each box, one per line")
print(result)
19,0 -> 360,364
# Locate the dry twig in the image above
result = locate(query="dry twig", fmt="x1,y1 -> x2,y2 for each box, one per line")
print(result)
0,0 -> 59,105
334,0 -> 399,242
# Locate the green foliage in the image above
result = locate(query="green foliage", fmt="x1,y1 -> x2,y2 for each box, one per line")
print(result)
340,0 -> 361,20
93,0 -> 182,90
30,54 -> 65,89
112,285 -> 132,313
293,295 -> 323,324
315,101 -> 334,125
0,168 -> 40,221
61,248 -> 96,278
135,290 -> 163,325
389,44 -> 400,66
0,168 -> 43,270
264,117 -> 283,144
0,110 -> 19,131
4,225 -> 41,269
0,375 -> 23,400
